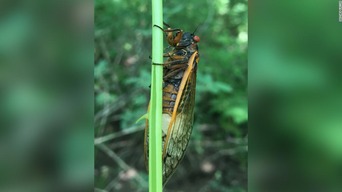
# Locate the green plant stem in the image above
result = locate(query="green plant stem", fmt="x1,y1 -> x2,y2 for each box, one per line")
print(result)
150,0 -> 163,191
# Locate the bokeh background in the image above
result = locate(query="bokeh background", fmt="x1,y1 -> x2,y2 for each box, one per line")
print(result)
249,0 -> 342,191
0,1 -> 93,191
95,0 -> 248,191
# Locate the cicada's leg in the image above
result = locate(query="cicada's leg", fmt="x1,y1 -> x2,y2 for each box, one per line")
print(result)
163,22 -> 171,28
162,58 -> 189,68
152,58 -> 187,67
153,24 -> 183,46
163,65 -> 188,80
164,53 -> 185,61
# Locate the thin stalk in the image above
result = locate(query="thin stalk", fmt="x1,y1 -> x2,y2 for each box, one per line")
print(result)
150,0 -> 163,191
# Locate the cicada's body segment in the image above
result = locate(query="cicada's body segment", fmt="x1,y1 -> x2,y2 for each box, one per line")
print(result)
144,23 -> 200,186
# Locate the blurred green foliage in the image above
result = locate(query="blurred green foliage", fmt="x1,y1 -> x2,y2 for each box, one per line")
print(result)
0,0 -> 93,191
249,1 -> 342,191
95,0 -> 247,191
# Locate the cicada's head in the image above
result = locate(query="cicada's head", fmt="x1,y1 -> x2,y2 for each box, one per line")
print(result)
177,32 -> 200,48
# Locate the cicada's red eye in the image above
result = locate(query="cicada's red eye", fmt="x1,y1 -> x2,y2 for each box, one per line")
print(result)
193,35 -> 200,42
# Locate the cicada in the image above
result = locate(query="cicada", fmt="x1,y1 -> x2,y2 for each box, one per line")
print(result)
144,22 -> 200,186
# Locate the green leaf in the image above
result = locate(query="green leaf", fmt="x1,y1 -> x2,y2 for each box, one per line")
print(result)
94,60 -> 108,78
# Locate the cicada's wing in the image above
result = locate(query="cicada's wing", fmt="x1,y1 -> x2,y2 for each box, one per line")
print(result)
144,104 -> 150,171
162,51 -> 199,185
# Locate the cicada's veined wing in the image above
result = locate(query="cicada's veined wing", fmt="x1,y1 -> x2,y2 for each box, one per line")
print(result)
162,51 -> 199,185
144,104 -> 150,171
